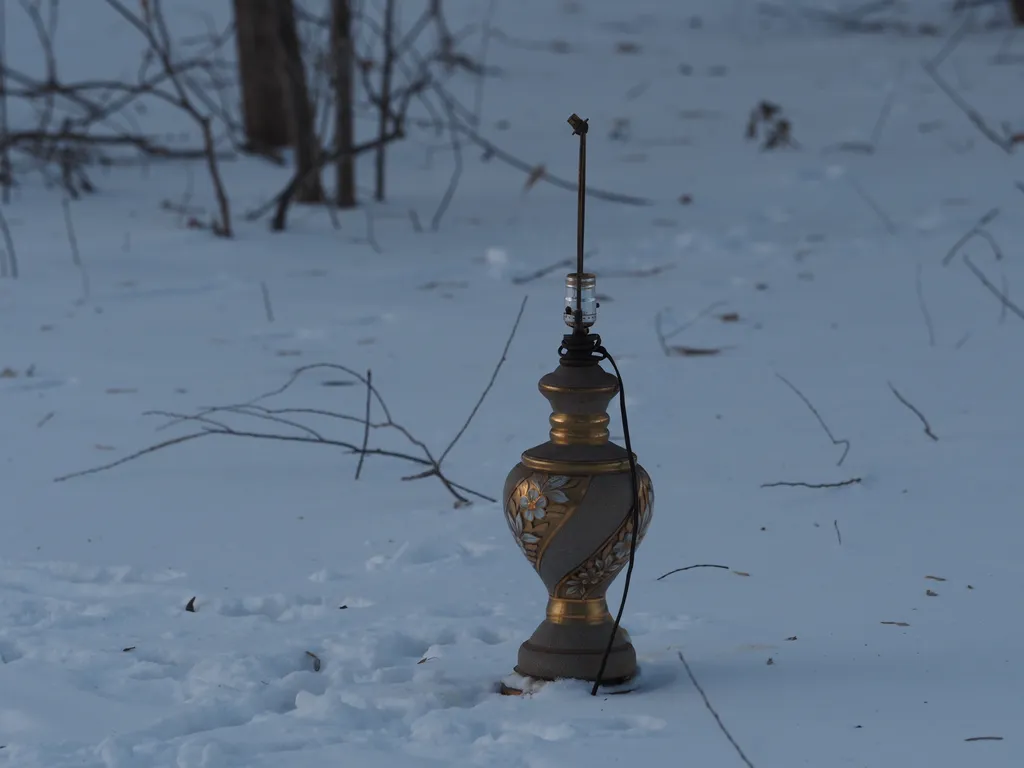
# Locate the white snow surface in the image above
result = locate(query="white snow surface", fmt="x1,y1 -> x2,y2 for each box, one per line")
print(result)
3,0 -> 1024,766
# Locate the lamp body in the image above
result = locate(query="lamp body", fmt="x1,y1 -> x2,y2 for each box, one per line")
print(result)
502,354 -> 654,683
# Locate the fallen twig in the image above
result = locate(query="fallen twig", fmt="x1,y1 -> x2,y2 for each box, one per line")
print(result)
834,519 -> 842,545
656,564 -> 730,581
847,176 -> 897,234
511,258 -> 573,285
439,295 -> 527,464
963,254 -> 1024,321
868,84 -> 897,148
888,382 -> 938,441
923,55 -> 1013,154
677,651 -> 756,768
429,90 -> 463,231
61,198 -> 89,304
655,301 -> 727,356
775,373 -> 851,466
260,281 -> 274,323
55,299 -> 529,505
408,209 -> 423,232
942,207 -> 1001,266
0,204 -> 17,279
363,205 -> 383,254
355,369 -> 372,480
761,478 -> 862,489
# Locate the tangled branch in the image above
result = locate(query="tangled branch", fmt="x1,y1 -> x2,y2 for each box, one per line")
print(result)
55,297 -> 528,507
0,0 -> 237,232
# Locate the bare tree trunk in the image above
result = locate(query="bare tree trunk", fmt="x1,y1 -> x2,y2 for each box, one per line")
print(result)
331,0 -> 356,208
375,0 -> 396,202
1013,0 -> 1024,26
277,0 -> 324,204
233,0 -> 289,151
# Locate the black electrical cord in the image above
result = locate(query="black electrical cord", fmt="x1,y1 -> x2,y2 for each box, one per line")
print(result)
590,343 -> 640,696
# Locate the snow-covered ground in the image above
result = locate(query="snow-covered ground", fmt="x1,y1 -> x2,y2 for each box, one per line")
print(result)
3,0 -> 1024,765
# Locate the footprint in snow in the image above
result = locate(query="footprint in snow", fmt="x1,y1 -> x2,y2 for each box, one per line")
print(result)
0,638 -> 25,664
369,539 -> 499,570
215,593 -> 326,622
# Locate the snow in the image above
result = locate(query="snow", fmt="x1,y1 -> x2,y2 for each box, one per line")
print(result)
2,0 -> 1024,765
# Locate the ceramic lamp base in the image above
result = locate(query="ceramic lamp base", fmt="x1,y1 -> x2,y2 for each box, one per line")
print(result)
514,617 -> 636,684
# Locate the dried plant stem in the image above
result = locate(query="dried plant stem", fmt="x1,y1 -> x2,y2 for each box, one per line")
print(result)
656,564 -> 729,581
260,281 -> 274,322
0,203 -> 17,278
677,651 -> 756,768
762,478 -> 862,489
963,254 -> 1024,321
440,295 -> 527,464
54,299 -> 529,505
888,382 -> 938,441
775,373 -> 850,466
355,369 -> 372,480
61,197 -> 88,303
942,208 -> 1001,267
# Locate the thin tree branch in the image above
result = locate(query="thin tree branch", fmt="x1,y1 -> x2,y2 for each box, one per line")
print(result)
439,295 -> 527,464
888,382 -> 938,441
847,176 -> 897,234
963,253 -> 1024,321
56,359 -> 501,505
942,207 -> 1001,266
0,203 -> 17,278
430,102 -> 463,231
922,60 -> 1013,154
249,129 -> 404,230
915,263 -> 935,346
103,0 -> 233,235
260,281 -> 275,322
54,432 -> 213,483
677,651 -> 756,768
61,197 -> 89,304
654,301 -> 727,356
355,369 -> 372,479
511,258 -> 573,285
656,564 -> 730,581
761,478 -> 862,489
775,373 -> 851,466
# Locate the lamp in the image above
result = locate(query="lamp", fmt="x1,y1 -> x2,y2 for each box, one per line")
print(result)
501,115 -> 654,690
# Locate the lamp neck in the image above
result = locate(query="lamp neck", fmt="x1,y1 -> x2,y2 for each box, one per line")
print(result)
538,332 -> 617,447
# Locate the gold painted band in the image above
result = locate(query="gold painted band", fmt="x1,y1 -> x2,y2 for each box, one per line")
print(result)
520,453 -> 634,475
546,597 -> 612,625
539,382 -> 619,395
